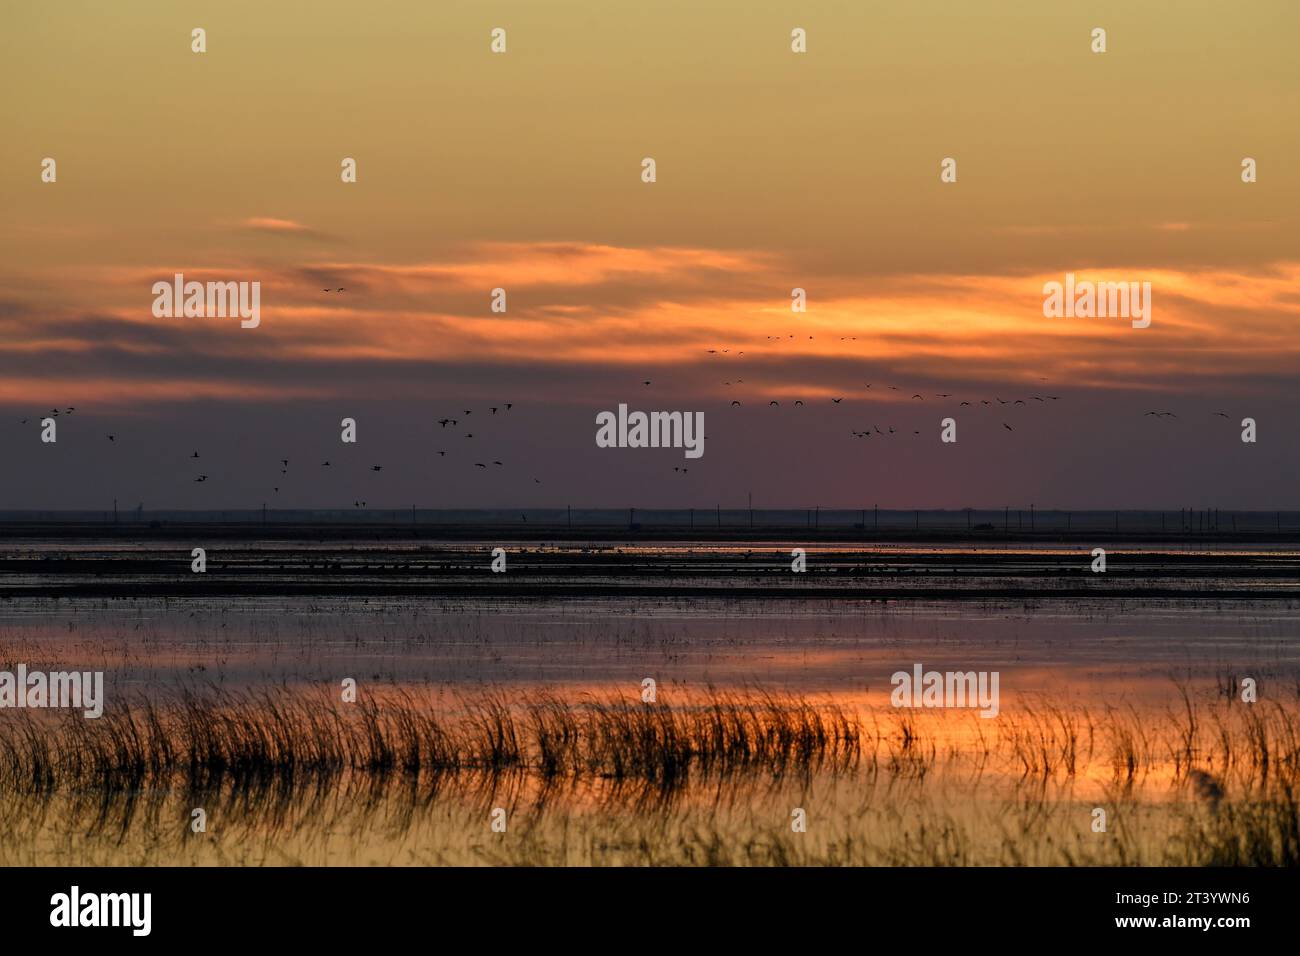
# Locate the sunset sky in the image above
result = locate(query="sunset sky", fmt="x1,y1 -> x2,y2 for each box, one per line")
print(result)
2,1 -> 1298,509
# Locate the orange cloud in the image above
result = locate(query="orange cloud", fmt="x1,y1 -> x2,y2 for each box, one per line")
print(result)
5,244 -> 1300,406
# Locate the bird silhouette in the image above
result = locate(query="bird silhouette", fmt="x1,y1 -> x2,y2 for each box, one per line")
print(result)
370,465 -> 383,471
1003,423 -> 1013,431
321,461 -> 332,466
191,451 -> 200,459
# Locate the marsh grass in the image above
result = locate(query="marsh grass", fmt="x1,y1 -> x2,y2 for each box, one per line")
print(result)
0,688 -> 861,798
0,687 -> 1297,866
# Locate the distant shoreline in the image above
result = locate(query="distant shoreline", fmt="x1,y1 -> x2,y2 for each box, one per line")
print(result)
1,508 -> 1299,545
4,532 -> 1300,599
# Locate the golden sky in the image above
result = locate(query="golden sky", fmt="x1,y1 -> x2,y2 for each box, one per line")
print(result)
1,1 -> 1298,508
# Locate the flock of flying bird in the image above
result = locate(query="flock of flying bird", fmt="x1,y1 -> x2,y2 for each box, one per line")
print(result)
14,341 -> 1244,497
718,384 -> 1066,436
696,347 -> 1242,442
18,402 -> 542,503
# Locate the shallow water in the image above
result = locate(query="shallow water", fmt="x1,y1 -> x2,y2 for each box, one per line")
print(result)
0,539 -> 1297,866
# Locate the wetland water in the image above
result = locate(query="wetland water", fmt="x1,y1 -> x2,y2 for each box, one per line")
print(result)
0,535 -> 1297,865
